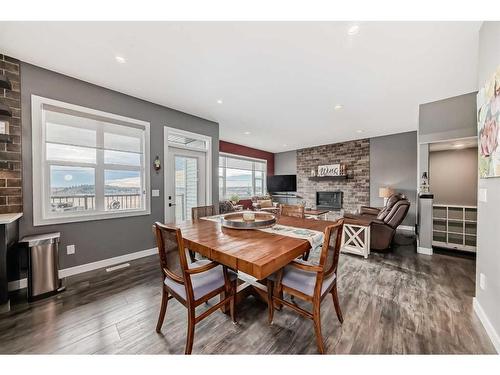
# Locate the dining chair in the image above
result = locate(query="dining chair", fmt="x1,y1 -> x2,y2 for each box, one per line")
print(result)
188,205 -> 219,261
191,205 -> 218,220
267,219 -> 344,354
153,222 -> 237,354
280,204 -> 305,218
280,204 -> 310,260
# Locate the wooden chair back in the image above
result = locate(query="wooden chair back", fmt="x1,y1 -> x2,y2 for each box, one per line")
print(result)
280,204 -> 305,218
153,222 -> 190,284
153,221 -> 237,353
267,218 -> 345,354
192,205 -> 218,220
318,219 -> 344,278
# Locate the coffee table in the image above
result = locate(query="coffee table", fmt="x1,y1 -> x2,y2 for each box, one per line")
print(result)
304,209 -> 330,220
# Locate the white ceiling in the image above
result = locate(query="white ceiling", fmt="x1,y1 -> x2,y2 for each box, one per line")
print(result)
0,22 -> 481,153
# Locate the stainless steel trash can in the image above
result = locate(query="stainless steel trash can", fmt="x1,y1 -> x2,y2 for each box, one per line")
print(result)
20,232 -> 63,301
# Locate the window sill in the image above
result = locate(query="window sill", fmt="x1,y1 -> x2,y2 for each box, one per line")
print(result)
33,208 -> 152,226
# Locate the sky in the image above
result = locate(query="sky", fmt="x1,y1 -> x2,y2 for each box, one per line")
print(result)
47,142 -> 141,189
51,167 -> 140,188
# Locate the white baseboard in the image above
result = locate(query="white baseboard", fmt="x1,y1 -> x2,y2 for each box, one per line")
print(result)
59,247 -> 157,278
8,247 -> 157,291
397,225 -> 415,233
473,297 -> 500,353
8,278 -> 27,292
417,246 -> 433,255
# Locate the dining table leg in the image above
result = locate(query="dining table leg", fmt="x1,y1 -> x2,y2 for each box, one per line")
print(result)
233,272 -> 270,305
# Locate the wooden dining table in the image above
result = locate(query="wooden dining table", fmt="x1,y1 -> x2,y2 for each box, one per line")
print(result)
177,215 -> 339,300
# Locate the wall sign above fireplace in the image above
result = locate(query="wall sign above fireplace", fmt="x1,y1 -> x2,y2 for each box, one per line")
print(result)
317,164 -> 345,177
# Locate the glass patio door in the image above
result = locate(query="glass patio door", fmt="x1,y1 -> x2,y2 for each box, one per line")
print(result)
167,148 -> 206,223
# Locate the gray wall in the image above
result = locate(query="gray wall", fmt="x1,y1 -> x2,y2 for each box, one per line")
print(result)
369,131 -> 418,227
274,150 -> 297,175
20,63 -> 219,269
429,148 -> 478,206
419,92 -> 478,144
476,21 -> 500,351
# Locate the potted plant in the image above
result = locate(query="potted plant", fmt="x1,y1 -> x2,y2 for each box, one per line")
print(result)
230,194 -> 240,205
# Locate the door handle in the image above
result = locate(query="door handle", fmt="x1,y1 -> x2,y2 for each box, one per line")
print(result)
169,203 -> 176,207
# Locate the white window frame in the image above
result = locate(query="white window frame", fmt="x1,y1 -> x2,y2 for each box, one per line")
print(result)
163,126 -> 212,222
219,152 -> 267,199
31,95 -> 151,226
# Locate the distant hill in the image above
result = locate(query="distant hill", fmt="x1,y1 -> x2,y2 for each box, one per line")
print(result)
52,184 -> 140,196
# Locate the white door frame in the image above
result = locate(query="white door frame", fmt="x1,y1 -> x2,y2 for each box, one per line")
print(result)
168,148 -> 206,223
163,126 -> 212,222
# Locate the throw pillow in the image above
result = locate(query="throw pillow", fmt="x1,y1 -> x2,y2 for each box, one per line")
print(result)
259,199 -> 273,208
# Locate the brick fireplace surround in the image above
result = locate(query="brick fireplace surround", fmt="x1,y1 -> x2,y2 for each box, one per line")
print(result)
296,139 -> 370,214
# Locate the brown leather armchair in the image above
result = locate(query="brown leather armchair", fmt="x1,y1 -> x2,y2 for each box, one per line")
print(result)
357,193 -> 407,219
345,193 -> 410,251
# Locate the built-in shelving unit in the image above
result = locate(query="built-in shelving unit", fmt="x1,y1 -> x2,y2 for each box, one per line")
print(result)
0,134 -> 12,143
0,102 -> 12,117
432,204 -> 477,252
0,74 -> 12,90
0,73 -> 14,171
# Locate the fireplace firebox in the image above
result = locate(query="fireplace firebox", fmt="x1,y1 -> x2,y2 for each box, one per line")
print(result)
316,191 -> 343,210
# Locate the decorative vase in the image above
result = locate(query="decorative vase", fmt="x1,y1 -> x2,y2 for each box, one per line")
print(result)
242,212 -> 255,222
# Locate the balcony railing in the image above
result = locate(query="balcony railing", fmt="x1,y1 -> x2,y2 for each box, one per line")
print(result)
50,194 -> 142,212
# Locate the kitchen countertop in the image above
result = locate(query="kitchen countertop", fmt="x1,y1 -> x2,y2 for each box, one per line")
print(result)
0,213 -> 23,224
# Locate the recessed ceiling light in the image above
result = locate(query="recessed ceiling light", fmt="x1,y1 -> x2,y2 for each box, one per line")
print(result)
115,55 -> 126,64
217,99 -> 223,104
244,131 -> 251,135
454,143 -> 464,148
347,25 -> 360,36
334,104 -> 343,111
356,129 -> 363,133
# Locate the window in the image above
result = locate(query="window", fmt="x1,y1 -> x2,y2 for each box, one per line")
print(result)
167,133 -> 208,150
219,153 -> 267,199
32,95 -> 150,225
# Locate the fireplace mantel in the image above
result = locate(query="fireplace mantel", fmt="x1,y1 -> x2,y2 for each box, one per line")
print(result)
308,175 -> 350,181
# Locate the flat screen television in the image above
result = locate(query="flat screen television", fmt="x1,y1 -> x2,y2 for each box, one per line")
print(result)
267,174 -> 297,192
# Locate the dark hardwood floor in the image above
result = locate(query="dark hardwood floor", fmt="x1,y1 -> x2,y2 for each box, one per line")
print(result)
0,233 -> 495,354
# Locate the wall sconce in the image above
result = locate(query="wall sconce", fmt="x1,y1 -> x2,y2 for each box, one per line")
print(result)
153,156 -> 161,172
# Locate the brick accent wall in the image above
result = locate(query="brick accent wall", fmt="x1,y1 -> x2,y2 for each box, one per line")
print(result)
0,55 -> 22,214
297,139 -> 370,214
